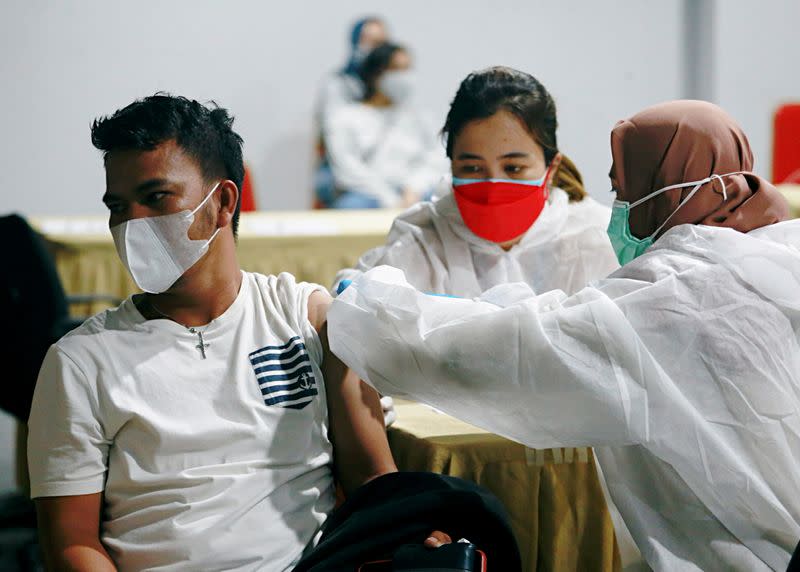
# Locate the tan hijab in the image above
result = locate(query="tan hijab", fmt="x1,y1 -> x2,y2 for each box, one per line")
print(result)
610,100 -> 788,239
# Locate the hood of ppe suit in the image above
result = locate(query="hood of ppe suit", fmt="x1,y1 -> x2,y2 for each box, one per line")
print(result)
333,188 -> 619,298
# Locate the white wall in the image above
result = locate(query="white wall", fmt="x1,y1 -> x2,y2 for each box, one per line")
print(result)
714,0 -> 800,179
0,0 -> 683,217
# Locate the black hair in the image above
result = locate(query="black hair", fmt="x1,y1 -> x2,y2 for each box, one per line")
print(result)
358,42 -> 405,100
91,94 -> 245,236
442,66 -> 586,201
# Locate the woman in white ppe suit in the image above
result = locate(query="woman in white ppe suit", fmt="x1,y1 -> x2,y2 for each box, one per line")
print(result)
333,66 -> 618,297
328,100 -> 799,571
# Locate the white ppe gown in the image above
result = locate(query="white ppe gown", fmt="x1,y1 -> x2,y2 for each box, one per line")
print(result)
328,220 -> 800,571
333,188 -> 619,297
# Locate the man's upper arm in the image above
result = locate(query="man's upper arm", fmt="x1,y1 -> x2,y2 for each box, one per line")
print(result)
36,493 -> 116,571
307,291 -> 397,495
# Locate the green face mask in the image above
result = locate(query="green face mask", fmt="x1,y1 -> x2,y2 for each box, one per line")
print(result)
607,200 -> 653,266
606,172 -> 742,266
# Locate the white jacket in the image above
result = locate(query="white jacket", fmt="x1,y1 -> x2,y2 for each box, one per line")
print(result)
334,189 -> 619,297
329,220 -> 800,571
324,104 -> 448,207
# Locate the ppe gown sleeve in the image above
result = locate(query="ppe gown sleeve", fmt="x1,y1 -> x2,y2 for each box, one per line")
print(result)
328,266 -> 655,449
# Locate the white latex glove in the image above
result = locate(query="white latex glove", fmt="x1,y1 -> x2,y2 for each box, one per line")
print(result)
380,395 -> 397,428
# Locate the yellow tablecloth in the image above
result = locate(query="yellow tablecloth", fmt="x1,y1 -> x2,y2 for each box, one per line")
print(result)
388,400 -> 620,572
31,209 -> 402,315
778,183 -> 800,218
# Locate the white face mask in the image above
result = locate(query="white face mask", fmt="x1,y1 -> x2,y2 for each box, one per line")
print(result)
379,70 -> 415,105
110,183 -> 221,294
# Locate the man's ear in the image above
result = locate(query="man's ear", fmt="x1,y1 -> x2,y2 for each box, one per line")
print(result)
216,180 -> 239,230
546,152 -> 563,188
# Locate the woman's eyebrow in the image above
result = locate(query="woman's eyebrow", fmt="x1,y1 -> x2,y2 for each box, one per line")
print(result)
455,152 -> 483,160
498,152 -> 531,159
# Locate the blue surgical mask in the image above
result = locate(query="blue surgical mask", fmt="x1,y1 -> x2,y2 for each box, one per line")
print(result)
607,172 -> 742,265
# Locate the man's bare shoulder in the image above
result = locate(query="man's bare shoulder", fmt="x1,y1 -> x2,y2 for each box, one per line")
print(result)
307,290 -> 333,334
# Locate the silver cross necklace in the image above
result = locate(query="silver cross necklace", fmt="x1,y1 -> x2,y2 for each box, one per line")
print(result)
147,298 -> 212,359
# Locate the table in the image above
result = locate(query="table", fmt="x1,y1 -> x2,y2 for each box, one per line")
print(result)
778,183 -> 800,218
388,400 -> 620,572
30,209 -> 403,315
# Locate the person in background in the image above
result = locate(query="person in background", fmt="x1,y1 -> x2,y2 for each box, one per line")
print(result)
316,17 -> 388,128
329,100 -> 799,571
324,42 -> 448,209
333,66 -> 618,297
313,17 -> 388,207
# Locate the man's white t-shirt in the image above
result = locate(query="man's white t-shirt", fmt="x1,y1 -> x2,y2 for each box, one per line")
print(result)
28,271 -> 335,571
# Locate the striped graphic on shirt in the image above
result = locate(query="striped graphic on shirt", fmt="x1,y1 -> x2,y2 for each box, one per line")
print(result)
249,336 -> 318,410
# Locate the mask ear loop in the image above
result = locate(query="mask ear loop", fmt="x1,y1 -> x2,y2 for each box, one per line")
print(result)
188,182 -> 222,217
710,174 -> 728,201
649,180 -> 708,238
188,182 -> 224,246
203,227 -> 222,248
628,177 -> 711,209
634,171 -> 744,240
542,164 -> 552,200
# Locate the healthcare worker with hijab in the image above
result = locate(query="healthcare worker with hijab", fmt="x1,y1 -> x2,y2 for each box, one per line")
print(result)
328,100 -> 799,571
333,67 -> 618,296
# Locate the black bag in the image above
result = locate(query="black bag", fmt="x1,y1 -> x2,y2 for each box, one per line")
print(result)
293,472 -> 520,572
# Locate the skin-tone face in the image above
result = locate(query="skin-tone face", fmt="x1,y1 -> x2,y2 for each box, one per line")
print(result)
102,139 -> 240,324
103,139 -> 222,237
359,20 -> 387,52
387,49 -> 411,72
451,109 -> 561,249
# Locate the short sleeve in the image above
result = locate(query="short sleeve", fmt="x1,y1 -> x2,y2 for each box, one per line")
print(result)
268,273 -> 327,367
27,345 -> 110,498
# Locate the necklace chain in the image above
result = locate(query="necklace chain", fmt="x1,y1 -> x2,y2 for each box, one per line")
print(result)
145,296 -> 212,359
145,297 -> 209,329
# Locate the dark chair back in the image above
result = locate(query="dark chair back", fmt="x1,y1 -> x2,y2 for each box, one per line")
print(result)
0,214 -> 72,420
788,539 -> 800,571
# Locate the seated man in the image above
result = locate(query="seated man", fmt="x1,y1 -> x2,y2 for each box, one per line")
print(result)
27,94 -> 399,571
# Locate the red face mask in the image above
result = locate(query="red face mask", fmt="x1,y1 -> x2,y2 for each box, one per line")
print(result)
452,167 -> 551,243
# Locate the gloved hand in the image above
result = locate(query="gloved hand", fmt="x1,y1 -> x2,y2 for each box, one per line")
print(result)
381,395 -> 397,427
335,279 -> 353,296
